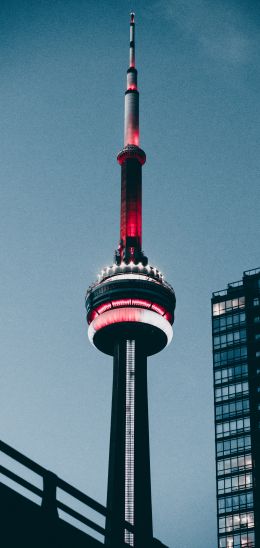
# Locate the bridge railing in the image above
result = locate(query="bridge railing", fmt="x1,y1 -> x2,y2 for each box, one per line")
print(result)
0,440 -> 134,543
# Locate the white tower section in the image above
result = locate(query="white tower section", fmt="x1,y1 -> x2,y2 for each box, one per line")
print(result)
124,13 -> 139,147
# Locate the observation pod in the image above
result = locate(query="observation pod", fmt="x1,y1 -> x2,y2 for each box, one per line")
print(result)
86,264 -> 175,357
85,13 -> 176,548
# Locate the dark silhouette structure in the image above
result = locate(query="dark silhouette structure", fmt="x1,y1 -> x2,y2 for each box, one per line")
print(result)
212,267 -> 260,548
0,440 -> 168,547
85,13 -> 175,548
0,440 -> 106,547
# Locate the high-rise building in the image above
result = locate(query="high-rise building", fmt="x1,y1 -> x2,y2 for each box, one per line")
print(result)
85,13 -> 176,548
212,267 -> 260,548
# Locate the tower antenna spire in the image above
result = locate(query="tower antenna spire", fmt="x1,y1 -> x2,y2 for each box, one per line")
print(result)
116,11 -> 147,266
123,11 -> 139,147
129,12 -> 135,68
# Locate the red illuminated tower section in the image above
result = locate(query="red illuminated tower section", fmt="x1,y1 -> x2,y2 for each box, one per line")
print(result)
116,12 -> 147,267
86,13 -> 176,548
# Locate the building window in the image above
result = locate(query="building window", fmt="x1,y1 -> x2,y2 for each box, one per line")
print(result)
214,329 -> 247,349
219,530 -> 255,547
217,454 -> 252,476
219,511 -> 254,533
214,346 -> 247,367
213,297 -> 245,317
215,382 -> 249,402
253,297 -> 259,306
216,417 -> 250,439
218,472 -> 252,494
214,364 -> 248,385
256,350 -> 260,357
218,491 -> 254,514
216,399 -> 250,420
216,435 -> 251,457
213,312 -> 246,333
254,316 -> 260,324
255,334 -> 260,341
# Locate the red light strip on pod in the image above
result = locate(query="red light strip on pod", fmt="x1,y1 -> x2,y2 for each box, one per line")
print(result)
111,299 -> 132,307
88,310 -> 99,323
96,302 -> 112,314
90,299 -> 172,325
95,307 -> 141,329
131,298 -> 151,308
151,303 -> 166,316
164,311 -> 173,323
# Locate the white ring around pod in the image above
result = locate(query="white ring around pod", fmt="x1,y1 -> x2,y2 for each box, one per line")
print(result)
88,307 -> 173,347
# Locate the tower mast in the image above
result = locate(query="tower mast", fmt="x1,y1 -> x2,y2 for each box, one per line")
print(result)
116,12 -> 147,268
86,13 -> 176,547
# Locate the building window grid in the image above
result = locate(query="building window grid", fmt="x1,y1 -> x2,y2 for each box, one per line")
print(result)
216,435 -> 251,458
213,312 -> 246,333
215,398 -> 250,421
214,364 -> 248,385
217,472 -> 253,495
218,491 -> 254,515
214,329 -> 247,350
213,297 -> 245,317
214,346 -> 248,367
217,454 -> 252,476
219,530 -> 255,548
216,417 -> 250,439
215,382 -> 249,403
219,510 -> 254,533
213,280 -> 260,548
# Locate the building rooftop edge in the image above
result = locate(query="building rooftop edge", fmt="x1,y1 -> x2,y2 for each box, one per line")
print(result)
211,267 -> 260,298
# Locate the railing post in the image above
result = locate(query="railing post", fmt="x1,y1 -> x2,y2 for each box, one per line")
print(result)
41,471 -> 58,518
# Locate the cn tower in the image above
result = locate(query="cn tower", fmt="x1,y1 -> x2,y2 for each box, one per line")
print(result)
86,13 -> 176,548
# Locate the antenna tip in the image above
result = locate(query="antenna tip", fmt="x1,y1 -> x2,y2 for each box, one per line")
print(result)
130,12 -> 135,23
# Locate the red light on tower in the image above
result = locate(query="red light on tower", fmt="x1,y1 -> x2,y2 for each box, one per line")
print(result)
133,130 -> 139,146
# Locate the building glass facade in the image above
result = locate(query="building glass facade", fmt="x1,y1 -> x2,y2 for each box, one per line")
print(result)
212,268 -> 260,548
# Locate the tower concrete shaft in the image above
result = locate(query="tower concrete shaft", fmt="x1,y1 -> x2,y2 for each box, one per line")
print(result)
106,340 -> 153,547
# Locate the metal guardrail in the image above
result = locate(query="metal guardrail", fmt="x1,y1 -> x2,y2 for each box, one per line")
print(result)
212,279 -> 243,297
0,440 -> 134,542
212,288 -> 228,297
212,268 -> 260,297
244,267 -> 260,277
228,280 -> 243,289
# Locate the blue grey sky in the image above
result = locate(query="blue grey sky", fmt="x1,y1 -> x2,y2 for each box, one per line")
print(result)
1,1 -> 260,546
